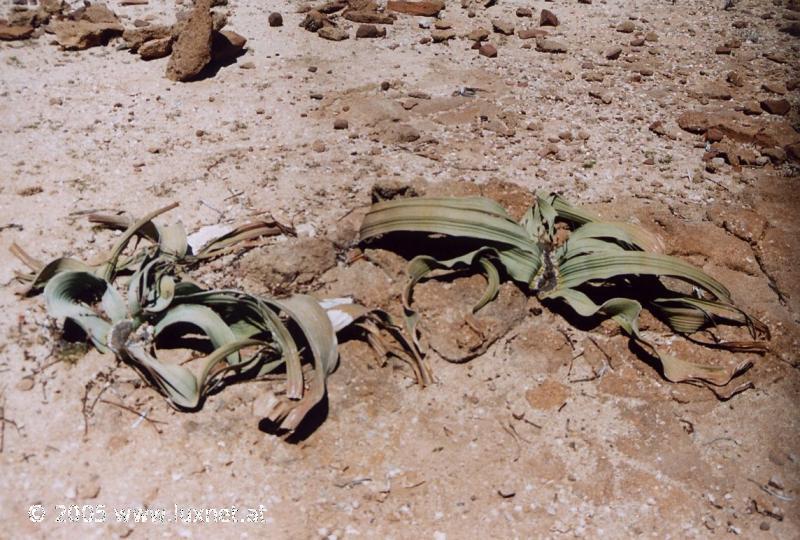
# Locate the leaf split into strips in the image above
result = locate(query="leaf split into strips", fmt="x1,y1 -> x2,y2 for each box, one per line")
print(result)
359,192 -> 769,398
12,204 -> 428,433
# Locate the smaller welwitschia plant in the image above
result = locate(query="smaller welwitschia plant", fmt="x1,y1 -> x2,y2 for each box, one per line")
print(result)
12,204 -> 429,432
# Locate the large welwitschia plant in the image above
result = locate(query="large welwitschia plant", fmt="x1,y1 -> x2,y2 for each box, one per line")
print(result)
13,204 -> 429,432
359,192 -> 769,398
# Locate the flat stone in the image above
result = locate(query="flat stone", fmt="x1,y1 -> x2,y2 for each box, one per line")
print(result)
386,0 -> 444,16
51,20 -> 124,50
356,23 -> 386,38
518,27 -> 547,39
492,19 -> 514,35
318,25 -> 349,40
466,27 -> 489,41
617,20 -> 635,33
431,28 -> 455,42
479,42 -> 497,57
0,22 -> 34,41
535,38 -> 566,53
139,36 -> 173,60
343,10 -> 396,24
761,99 -> 790,115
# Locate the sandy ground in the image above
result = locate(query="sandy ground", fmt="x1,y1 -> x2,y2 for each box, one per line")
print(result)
1,0 -> 799,538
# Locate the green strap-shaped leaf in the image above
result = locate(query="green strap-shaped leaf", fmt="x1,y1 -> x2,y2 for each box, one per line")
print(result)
101,280 -> 128,324
557,251 -> 732,302
567,222 -> 665,253
11,239 -> 93,294
534,192 -> 558,239
360,197 -> 540,255
101,202 -> 179,282
148,274 -> 176,314
650,296 -> 769,340
157,222 -> 188,259
153,304 -> 240,365
122,340 -> 200,409
193,220 -> 292,260
172,289 -> 305,399
195,338 -> 272,396
87,211 -> 160,243
537,191 -> 600,225
559,237 -> 625,260
545,287 -> 749,387
264,295 -> 339,431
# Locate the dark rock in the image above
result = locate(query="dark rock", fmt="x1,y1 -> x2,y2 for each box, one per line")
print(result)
211,29 -> 246,63
781,22 -> 800,36
479,42 -> 498,57
356,23 -> 386,38
705,127 -> 724,142
539,9 -> 558,26
761,99 -> 790,115
268,12 -> 283,27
